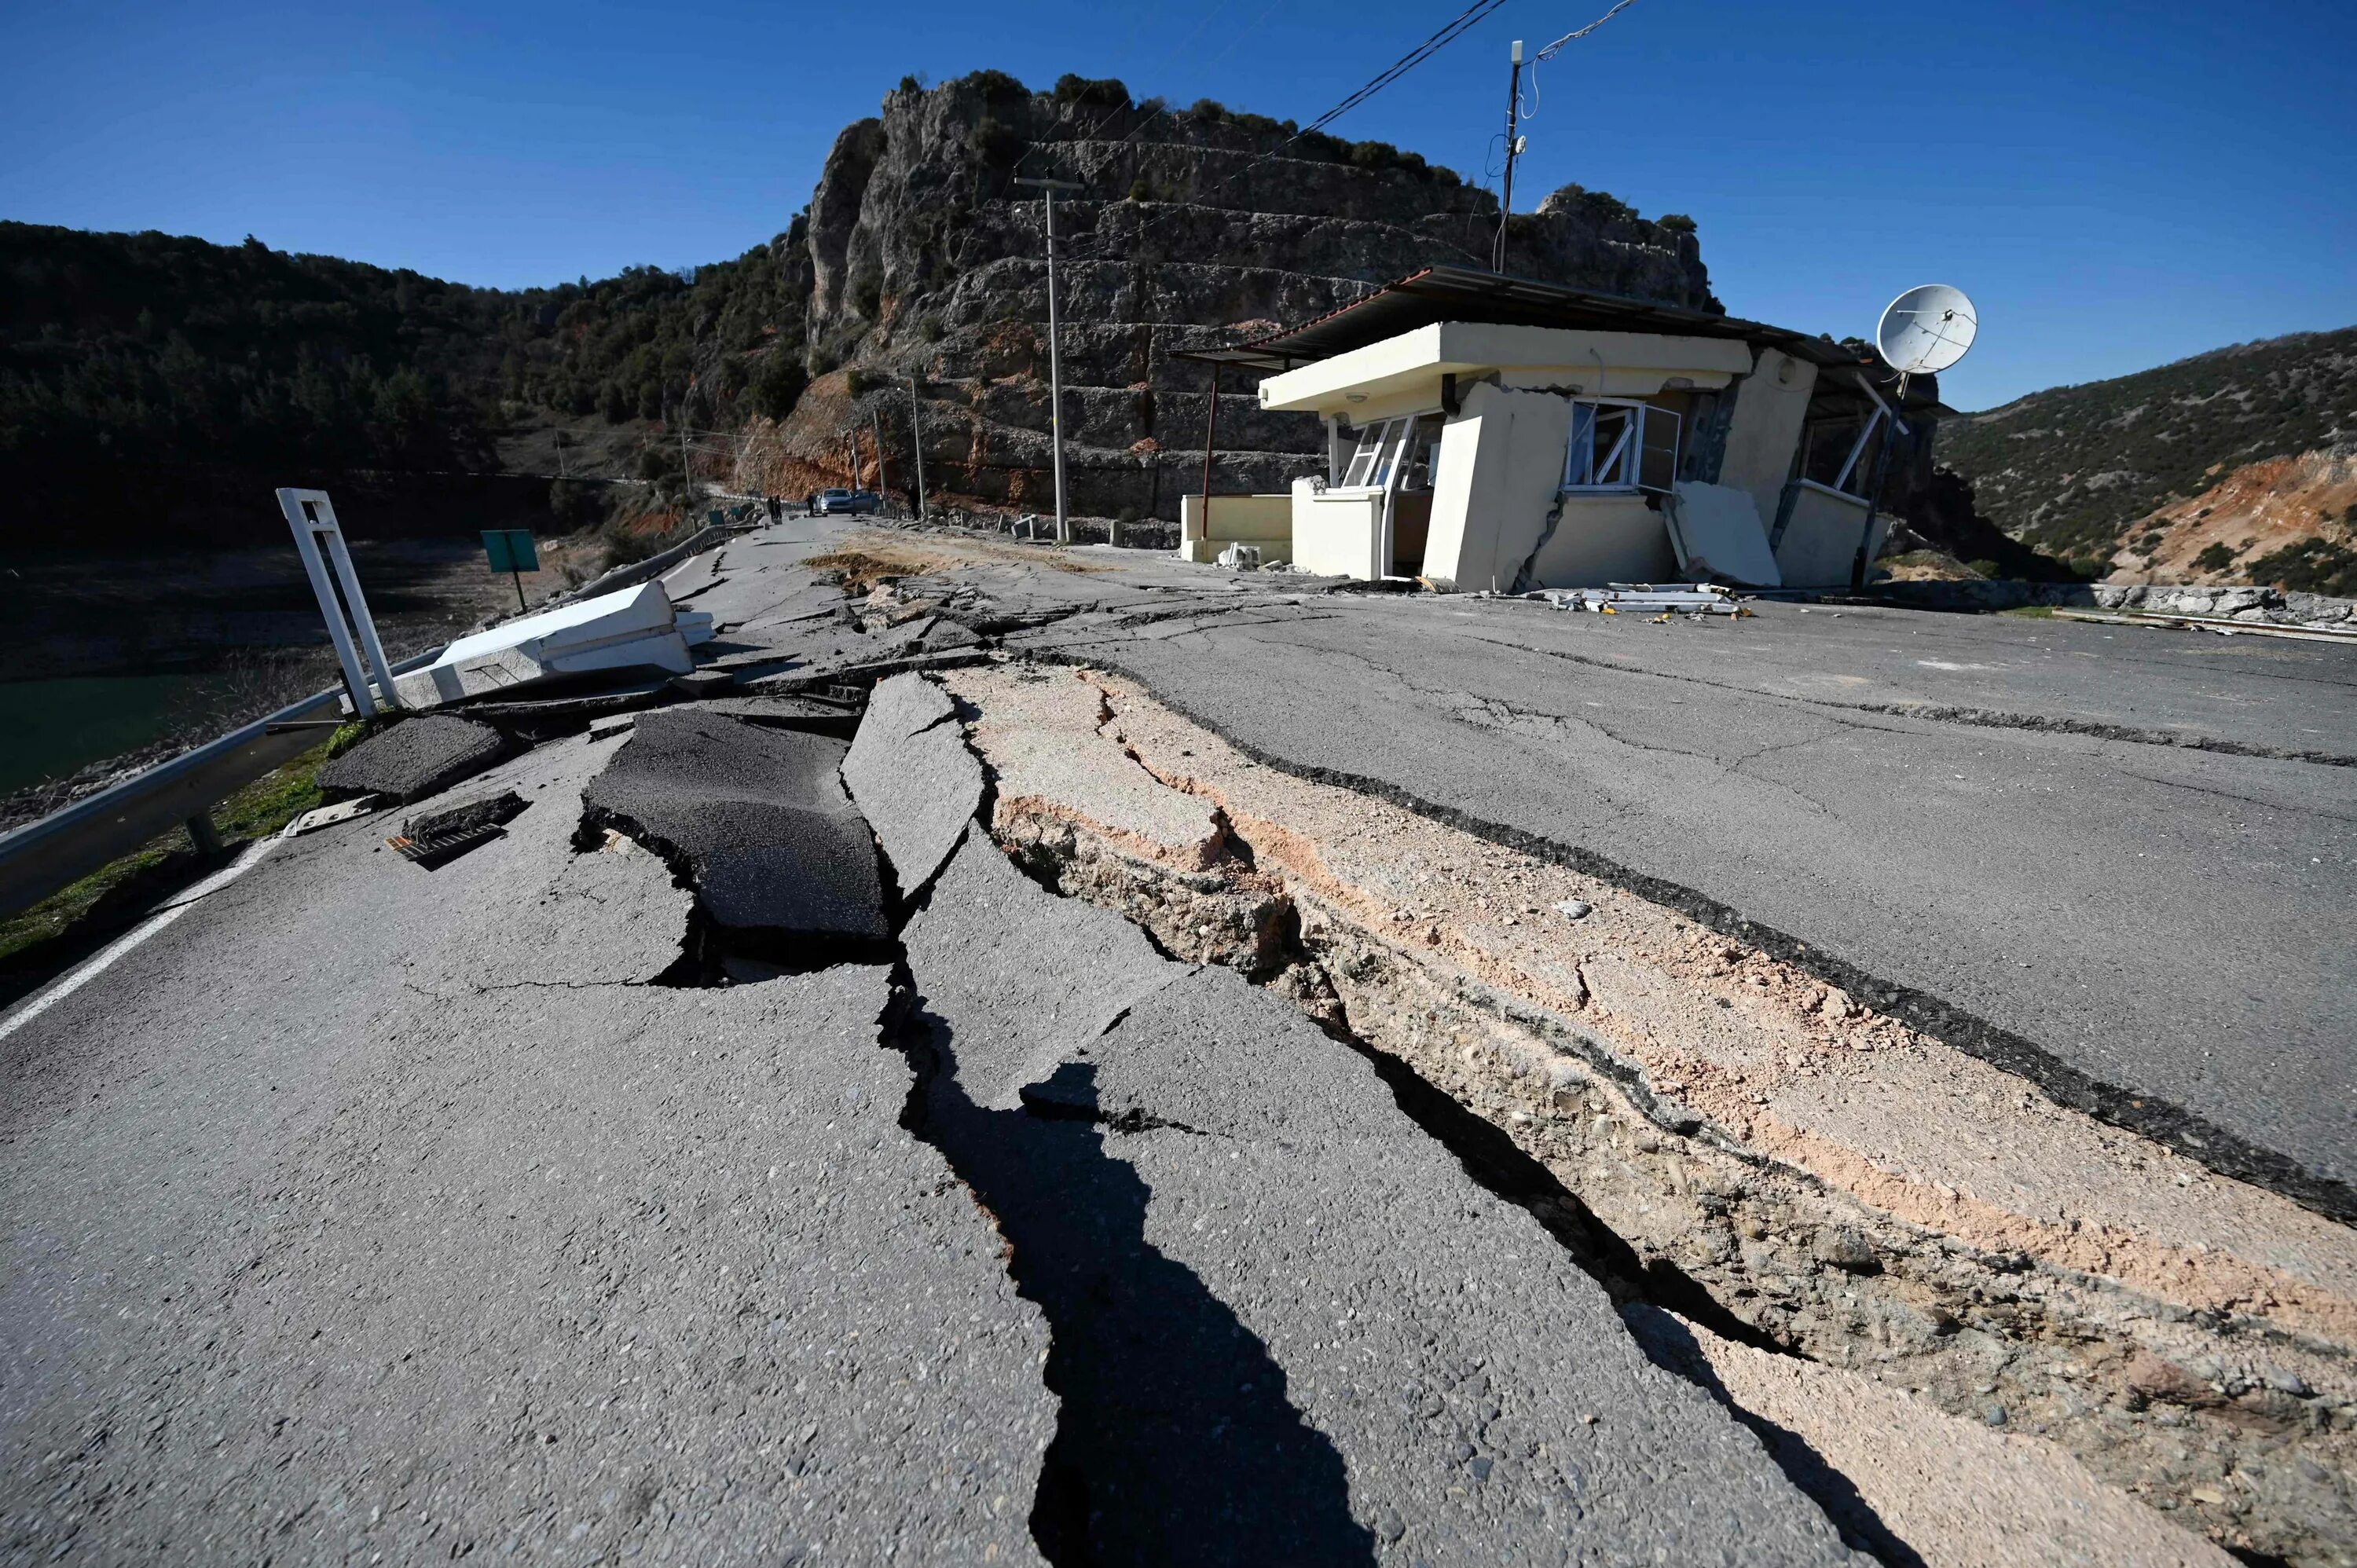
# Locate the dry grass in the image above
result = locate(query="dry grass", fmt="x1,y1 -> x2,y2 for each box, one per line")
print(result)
806,530 -> 1110,592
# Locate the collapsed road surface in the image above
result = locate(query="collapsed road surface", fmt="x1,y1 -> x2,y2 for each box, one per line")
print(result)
2,513 -> 2350,1566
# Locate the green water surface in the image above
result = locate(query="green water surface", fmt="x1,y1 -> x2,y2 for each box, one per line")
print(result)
0,672 -> 220,796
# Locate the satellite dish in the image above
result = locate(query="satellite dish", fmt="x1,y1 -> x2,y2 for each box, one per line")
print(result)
1876,284 -> 1978,376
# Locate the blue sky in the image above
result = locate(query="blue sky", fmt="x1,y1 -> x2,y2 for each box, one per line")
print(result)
4,0 -> 2351,410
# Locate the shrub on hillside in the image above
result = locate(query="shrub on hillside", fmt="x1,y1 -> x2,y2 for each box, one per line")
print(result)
548,478 -> 609,533
1054,74 -> 1130,109
751,351 -> 807,420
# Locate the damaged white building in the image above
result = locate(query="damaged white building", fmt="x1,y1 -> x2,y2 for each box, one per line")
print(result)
1178,267 -> 1947,590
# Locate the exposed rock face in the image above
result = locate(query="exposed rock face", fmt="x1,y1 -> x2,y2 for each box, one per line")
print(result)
2104,443 -> 2357,594
738,75 -> 1720,519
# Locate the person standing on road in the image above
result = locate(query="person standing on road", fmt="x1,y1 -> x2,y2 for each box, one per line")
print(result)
767,493 -> 782,525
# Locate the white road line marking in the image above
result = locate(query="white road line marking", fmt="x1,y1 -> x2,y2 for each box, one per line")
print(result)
0,837 -> 280,1043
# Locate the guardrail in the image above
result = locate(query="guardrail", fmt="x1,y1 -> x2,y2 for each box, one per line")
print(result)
0,525 -> 752,920
0,647 -> 449,920
545,522 -> 732,607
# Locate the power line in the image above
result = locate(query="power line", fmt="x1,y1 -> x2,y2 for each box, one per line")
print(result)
1054,0 -> 1552,272
1298,0 -> 1516,141
1534,0 -> 1643,60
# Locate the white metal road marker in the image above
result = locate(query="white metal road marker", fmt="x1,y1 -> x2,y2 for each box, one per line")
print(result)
0,837 -> 279,1044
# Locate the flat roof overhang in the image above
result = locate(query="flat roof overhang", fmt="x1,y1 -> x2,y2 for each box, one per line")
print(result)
1171,264 -> 1951,418
1253,321 -> 1757,415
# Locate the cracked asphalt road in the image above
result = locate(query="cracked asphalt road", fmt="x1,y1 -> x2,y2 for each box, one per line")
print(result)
939,545 -> 2357,1200
0,732 -> 1054,1565
2,516 -> 2347,1566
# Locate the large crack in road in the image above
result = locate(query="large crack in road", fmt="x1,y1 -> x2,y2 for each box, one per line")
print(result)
6,522 -> 2345,1568
944,660 -> 2349,1566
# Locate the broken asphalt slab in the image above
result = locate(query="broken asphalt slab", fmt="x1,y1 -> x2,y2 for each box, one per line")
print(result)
316,712 -> 507,803
579,707 -> 887,943
903,822 -> 1192,1107
842,674 -> 984,897
900,829 -> 1861,1566
689,691 -> 863,738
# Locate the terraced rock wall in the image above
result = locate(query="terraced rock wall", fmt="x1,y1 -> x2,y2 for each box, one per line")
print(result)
737,75 -> 1719,519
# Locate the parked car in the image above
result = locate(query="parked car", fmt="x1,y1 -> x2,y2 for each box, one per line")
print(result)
809,489 -> 882,516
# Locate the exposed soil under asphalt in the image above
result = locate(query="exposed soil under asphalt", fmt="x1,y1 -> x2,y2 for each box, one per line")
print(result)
944,661 -> 2357,1568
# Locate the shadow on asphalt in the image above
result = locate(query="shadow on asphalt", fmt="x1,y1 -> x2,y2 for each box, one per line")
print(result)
1625,1307 -> 1930,1568
907,1016 -> 1376,1568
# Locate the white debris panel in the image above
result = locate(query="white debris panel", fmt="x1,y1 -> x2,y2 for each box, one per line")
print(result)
393,581 -> 699,708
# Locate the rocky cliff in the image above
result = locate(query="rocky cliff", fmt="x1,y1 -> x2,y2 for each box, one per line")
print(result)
736,72 -> 1720,520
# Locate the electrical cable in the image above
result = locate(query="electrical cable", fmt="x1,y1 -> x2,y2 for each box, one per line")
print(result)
1534,0 -> 1642,59
1054,0 -> 1518,271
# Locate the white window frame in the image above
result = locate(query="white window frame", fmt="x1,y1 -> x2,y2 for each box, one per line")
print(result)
1341,418 -> 1414,489
1561,398 -> 1681,496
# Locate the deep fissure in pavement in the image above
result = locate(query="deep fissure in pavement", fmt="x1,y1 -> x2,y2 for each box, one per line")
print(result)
988,771 -> 2357,1567
987,815 -> 1934,1563
1050,647 -> 2357,1229
878,967 -> 1376,1566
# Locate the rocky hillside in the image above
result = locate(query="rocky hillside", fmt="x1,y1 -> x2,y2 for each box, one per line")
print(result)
1934,326 -> 2357,589
5,71 -> 1725,540
735,71 -> 1718,519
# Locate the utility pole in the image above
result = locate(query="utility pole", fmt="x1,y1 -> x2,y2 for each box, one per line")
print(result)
907,376 -> 928,520
1493,39 -> 1525,273
1015,176 -> 1083,544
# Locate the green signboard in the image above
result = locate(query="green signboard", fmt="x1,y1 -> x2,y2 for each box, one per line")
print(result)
481,529 -> 539,574
482,529 -> 539,611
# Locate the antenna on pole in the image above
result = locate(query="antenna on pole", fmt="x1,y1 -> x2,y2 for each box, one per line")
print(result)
1015,176 -> 1084,544
1493,39 -> 1525,273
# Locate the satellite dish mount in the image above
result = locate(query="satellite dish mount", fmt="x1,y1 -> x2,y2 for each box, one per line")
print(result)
1875,284 -> 1978,403
1844,285 -> 1981,592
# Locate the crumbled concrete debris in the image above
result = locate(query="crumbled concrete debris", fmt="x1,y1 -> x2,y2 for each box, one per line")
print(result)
901,830 -> 1862,1567
578,709 -> 886,942
944,663 -> 2357,1567
317,714 -> 508,804
841,675 -> 984,898
585,712 -> 636,742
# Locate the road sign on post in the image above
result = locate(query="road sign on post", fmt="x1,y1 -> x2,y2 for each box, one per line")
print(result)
482,529 -> 540,613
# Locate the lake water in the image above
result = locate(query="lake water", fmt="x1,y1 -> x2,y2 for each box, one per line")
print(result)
0,672 -> 221,796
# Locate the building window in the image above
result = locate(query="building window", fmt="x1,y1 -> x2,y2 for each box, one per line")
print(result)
1340,417 -> 1440,491
1798,408 -> 1891,499
1342,419 -> 1404,488
1563,399 -> 1680,494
